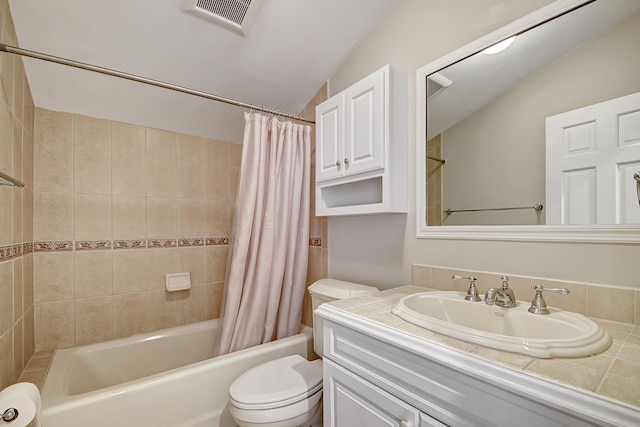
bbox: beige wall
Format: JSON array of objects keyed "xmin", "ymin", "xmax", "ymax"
[
  {"xmin": 32, "ymin": 109, "xmax": 238, "ymax": 351},
  {"xmin": 441, "ymin": 11, "xmax": 640, "ymax": 225},
  {"xmin": 326, "ymin": 0, "xmax": 640, "ymax": 291},
  {"xmin": 0, "ymin": 0, "xmax": 35, "ymax": 389}
]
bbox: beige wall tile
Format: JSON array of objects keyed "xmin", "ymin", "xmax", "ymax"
[
  {"xmin": 74, "ymin": 194, "xmax": 112, "ymax": 240},
  {"xmin": 0, "ymin": 189, "xmax": 11, "ymax": 246},
  {"xmin": 12, "ymin": 182, "xmax": 23, "ymax": 244},
  {"xmin": 35, "ymin": 109, "xmax": 72, "ymax": 152},
  {"xmin": 33, "ymin": 192, "xmax": 73, "ymax": 242},
  {"xmin": 0, "ymin": 331, "xmax": 12, "ymax": 388},
  {"xmin": 205, "ymin": 282, "xmax": 224, "ymax": 320},
  {"xmin": 177, "ymin": 199, "xmax": 205, "ymax": 238},
  {"xmin": 147, "ymin": 198, "xmax": 176, "ymax": 239},
  {"xmin": 205, "ymin": 246, "xmax": 228, "ymax": 283},
  {"xmin": 146, "ymin": 156, "xmax": 177, "ymax": 198},
  {"xmin": 177, "ymin": 247, "xmax": 205, "ymax": 286},
  {"xmin": 34, "ymin": 252, "xmax": 74, "ymax": 303},
  {"xmin": 146, "ymin": 128, "xmax": 176, "ymax": 158},
  {"xmin": 229, "ymin": 142, "xmax": 243, "ymax": 167},
  {"xmin": 34, "ymin": 136, "xmax": 73, "ymax": 194},
  {"xmin": 205, "ymin": 164, "xmax": 230, "ymax": 201},
  {"xmin": 177, "ymin": 134, "xmax": 204, "ymax": 163},
  {"xmin": 35, "ymin": 300, "xmax": 74, "ymax": 351},
  {"xmin": 113, "ymin": 195, "xmax": 146, "ymax": 239},
  {"xmin": 411, "ymin": 264, "xmax": 431, "ymax": 287},
  {"xmin": 112, "ymin": 151, "xmax": 145, "ymax": 196},
  {"xmin": 147, "ymin": 289, "xmax": 178, "ymax": 331},
  {"xmin": 307, "ymin": 247, "xmax": 322, "ymax": 285},
  {"xmin": 23, "ymin": 308, "xmax": 34, "ymax": 364},
  {"xmin": 13, "ymin": 258, "xmax": 23, "ymax": 322},
  {"xmin": 23, "ymin": 254, "xmax": 34, "ymax": 310},
  {"xmin": 205, "ymin": 138, "xmax": 229, "ymax": 166},
  {"xmin": 13, "ymin": 317, "xmax": 24, "ymax": 379},
  {"xmin": 430, "ymin": 266, "xmax": 462, "ymax": 292},
  {"xmin": 177, "ymin": 159, "xmax": 204, "ymax": 199},
  {"xmin": 0, "ymin": 262, "xmax": 12, "ymax": 336},
  {"xmin": 205, "ymin": 200, "xmax": 230, "ymax": 237},
  {"xmin": 177, "ymin": 285, "xmax": 206, "ymax": 325},
  {"xmin": 146, "ymin": 248, "xmax": 177, "ymax": 290},
  {"xmin": 74, "ymin": 147, "xmax": 111, "ymax": 194},
  {"xmin": 229, "ymin": 166, "xmax": 240, "ymax": 202},
  {"xmin": 113, "ymin": 292, "xmax": 148, "ymax": 338},
  {"xmin": 113, "ymin": 250, "xmax": 147, "ymax": 294},
  {"xmin": 587, "ymin": 285, "xmax": 635, "ymax": 324},
  {"xmin": 75, "ymin": 251, "xmax": 113, "ymax": 298},
  {"xmin": 0, "ymin": 104, "xmax": 12, "ymax": 173},
  {"xmin": 73, "ymin": 114, "xmax": 111, "ymax": 151},
  {"xmin": 23, "ymin": 189, "xmax": 33, "ymax": 242},
  {"xmin": 112, "ymin": 121, "xmax": 145, "ymax": 154},
  {"xmin": 75, "ymin": 296, "xmax": 113, "ymax": 346}
]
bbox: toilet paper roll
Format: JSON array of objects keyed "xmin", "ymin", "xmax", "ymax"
[{"xmin": 0, "ymin": 382, "xmax": 41, "ymax": 427}]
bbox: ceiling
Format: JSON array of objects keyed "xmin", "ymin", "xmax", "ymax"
[{"xmin": 7, "ymin": 0, "xmax": 395, "ymax": 142}]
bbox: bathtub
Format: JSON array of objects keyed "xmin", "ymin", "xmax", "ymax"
[{"xmin": 40, "ymin": 319, "xmax": 315, "ymax": 427}]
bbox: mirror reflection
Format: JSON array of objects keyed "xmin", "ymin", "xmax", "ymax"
[{"xmin": 426, "ymin": 0, "xmax": 640, "ymax": 226}]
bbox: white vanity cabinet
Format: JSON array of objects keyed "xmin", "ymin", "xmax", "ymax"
[
  {"xmin": 317, "ymin": 305, "xmax": 640, "ymax": 427},
  {"xmin": 315, "ymin": 64, "xmax": 407, "ymax": 216}
]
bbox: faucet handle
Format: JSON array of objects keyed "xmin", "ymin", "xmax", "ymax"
[
  {"xmin": 452, "ymin": 275, "xmax": 482, "ymax": 302},
  {"xmin": 528, "ymin": 284, "xmax": 570, "ymax": 315}
]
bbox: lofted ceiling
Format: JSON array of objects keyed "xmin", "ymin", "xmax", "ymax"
[{"xmin": 7, "ymin": 0, "xmax": 395, "ymax": 142}]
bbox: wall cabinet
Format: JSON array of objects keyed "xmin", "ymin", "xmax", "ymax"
[{"xmin": 315, "ymin": 64, "xmax": 407, "ymax": 216}]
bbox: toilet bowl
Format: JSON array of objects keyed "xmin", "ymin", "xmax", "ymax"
[{"xmin": 228, "ymin": 279, "xmax": 379, "ymax": 427}]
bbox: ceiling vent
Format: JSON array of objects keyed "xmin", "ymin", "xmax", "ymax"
[{"xmin": 182, "ymin": 0, "xmax": 262, "ymax": 36}]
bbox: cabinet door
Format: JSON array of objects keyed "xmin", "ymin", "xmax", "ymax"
[
  {"xmin": 316, "ymin": 94, "xmax": 345, "ymax": 182},
  {"xmin": 324, "ymin": 359, "xmax": 422, "ymax": 427},
  {"xmin": 344, "ymin": 67, "xmax": 385, "ymax": 176}
]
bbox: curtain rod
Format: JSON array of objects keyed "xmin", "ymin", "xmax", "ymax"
[
  {"xmin": 0, "ymin": 43, "xmax": 315, "ymax": 124},
  {"xmin": 0, "ymin": 170, "xmax": 24, "ymax": 187}
]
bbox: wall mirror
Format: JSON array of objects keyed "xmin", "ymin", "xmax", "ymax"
[{"xmin": 416, "ymin": 0, "xmax": 640, "ymax": 243}]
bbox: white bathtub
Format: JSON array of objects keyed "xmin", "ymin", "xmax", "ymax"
[{"xmin": 41, "ymin": 319, "xmax": 315, "ymax": 427}]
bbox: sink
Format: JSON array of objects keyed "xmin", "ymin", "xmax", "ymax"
[{"xmin": 391, "ymin": 291, "xmax": 611, "ymax": 358}]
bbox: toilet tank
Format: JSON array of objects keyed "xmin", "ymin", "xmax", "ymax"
[{"xmin": 308, "ymin": 278, "xmax": 379, "ymax": 357}]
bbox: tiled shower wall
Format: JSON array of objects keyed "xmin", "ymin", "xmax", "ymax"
[
  {"xmin": 0, "ymin": 0, "xmax": 36, "ymax": 389},
  {"xmin": 32, "ymin": 83, "xmax": 329, "ymax": 351},
  {"xmin": 32, "ymin": 109, "xmax": 239, "ymax": 351}
]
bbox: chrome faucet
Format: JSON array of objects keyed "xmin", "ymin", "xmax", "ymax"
[
  {"xmin": 528, "ymin": 284, "xmax": 570, "ymax": 315},
  {"xmin": 484, "ymin": 276, "xmax": 517, "ymax": 308},
  {"xmin": 452, "ymin": 275, "xmax": 482, "ymax": 302}
]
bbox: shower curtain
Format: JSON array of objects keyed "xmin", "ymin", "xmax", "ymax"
[{"xmin": 217, "ymin": 113, "xmax": 311, "ymax": 355}]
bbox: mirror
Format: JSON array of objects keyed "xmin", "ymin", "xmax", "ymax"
[{"xmin": 417, "ymin": 0, "xmax": 640, "ymax": 243}]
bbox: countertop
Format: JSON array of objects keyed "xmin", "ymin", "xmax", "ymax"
[{"xmin": 323, "ymin": 285, "xmax": 640, "ymax": 410}]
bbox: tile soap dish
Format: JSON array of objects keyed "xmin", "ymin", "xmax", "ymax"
[{"xmin": 166, "ymin": 272, "xmax": 191, "ymax": 292}]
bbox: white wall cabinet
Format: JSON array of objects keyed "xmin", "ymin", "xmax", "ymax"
[{"xmin": 315, "ymin": 64, "xmax": 407, "ymax": 216}]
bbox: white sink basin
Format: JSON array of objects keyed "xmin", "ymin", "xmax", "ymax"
[{"xmin": 391, "ymin": 291, "xmax": 611, "ymax": 358}]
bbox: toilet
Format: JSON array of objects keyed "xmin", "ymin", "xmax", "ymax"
[{"xmin": 229, "ymin": 278, "xmax": 379, "ymax": 427}]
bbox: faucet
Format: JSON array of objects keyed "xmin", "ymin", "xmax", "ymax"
[
  {"xmin": 484, "ymin": 276, "xmax": 517, "ymax": 308},
  {"xmin": 452, "ymin": 275, "xmax": 482, "ymax": 302},
  {"xmin": 528, "ymin": 284, "xmax": 570, "ymax": 315}
]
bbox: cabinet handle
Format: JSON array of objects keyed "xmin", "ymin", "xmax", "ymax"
[
  {"xmin": 344, "ymin": 158, "xmax": 350, "ymax": 165},
  {"xmin": 400, "ymin": 421, "xmax": 412, "ymax": 427},
  {"xmin": 335, "ymin": 160, "xmax": 341, "ymax": 168}
]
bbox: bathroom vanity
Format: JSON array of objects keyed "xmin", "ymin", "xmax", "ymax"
[{"xmin": 316, "ymin": 288, "xmax": 640, "ymax": 427}]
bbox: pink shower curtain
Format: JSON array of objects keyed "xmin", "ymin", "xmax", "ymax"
[{"xmin": 217, "ymin": 113, "xmax": 311, "ymax": 355}]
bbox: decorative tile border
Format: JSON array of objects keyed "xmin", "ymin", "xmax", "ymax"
[
  {"xmin": 34, "ymin": 241, "xmax": 73, "ymax": 252},
  {"xmin": 75, "ymin": 240, "xmax": 112, "ymax": 251},
  {"xmin": 113, "ymin": 240, "xmax": 146, "ymax": 250},
  {"xmin": 309, "ymin": 237, "xmax": 322, "ymax": 247},
  {"xmin": 2, "ymin": 235, "xmax": 321, "ymax": 261}
]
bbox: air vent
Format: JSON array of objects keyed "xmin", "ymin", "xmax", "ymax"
[{"xmin": 182, "ymin": 0, "xmax": 262, "ymax": 36}]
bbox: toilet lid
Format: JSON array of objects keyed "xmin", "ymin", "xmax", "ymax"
[{"xmin": 230, "ymin": 355, "xmax": 323, "ymax": 410}]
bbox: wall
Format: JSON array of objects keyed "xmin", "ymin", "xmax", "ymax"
[
  {"xmin": 0, "ymin": 0, "xmax": 35, "ymax": 389},
  {"xmin": 32, "ymin": 109, "xmax": 238, "ymax": 351},
  {"xmin": 441, "ymin": 11, "xmax": 640, "ymax": 225},
  {"xmin": 326, "ymin": 0, "xmax": 640, "ymax": 290}
]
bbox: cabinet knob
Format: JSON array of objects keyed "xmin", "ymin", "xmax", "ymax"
[
  {"xmin": 335, "ymin": 160, "xmax": 341, "ymax": 168},
  {"xmin": 400, "ymin": 421, "xmax": 412, "ymax": 427},
  {"xmin": 344, "ymin": 158, "xmax": 350, "ymax": 165}
]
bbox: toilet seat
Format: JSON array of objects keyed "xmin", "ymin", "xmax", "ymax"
[{"xmin": 230, "ymin": 355, "xmax": 323, "ymax": 410}]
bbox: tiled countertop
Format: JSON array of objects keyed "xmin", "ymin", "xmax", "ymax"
[{"xmin": 324, "ymin": 285, "xmax": 640, "ymax": 409}]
